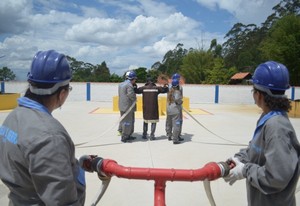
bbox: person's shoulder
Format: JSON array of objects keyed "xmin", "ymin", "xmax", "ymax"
[{"xmin": 265, "ymin": 113, "xmax": 290, "ymax": 129}]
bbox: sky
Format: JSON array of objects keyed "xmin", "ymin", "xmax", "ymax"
[{"xmin": 0, "ymin": 0, "xmax": 281, "ymax": 80}]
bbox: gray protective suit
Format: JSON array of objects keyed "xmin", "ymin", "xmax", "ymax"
[
  {"xmin": 0, "ymin": 97, "xmax": 85, "ymax": 205},
  {"xmin": 166, "ymin": 88, "xmax": 183, "ymax": 143},
  {"xmin": 118, "ymin": 80, "xmax": 136, "ymax": 140},
  {"xmin": 235, "ymin": 112, "xmax": 300, "ymax": 206}
]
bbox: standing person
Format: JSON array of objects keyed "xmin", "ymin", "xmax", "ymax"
[
  {"xmin": 0, "ymin": 50, "xmax": 86, "ymax": 205},
  {"xmin": 135, "ymin": 77, "xmax": 168, "ymax": 140},
  {"xmin": 166, "ymin": 78, "xmax": 183, "ymax": 144},
  {"xmin": 223, "ymin": 61, "xmax": 300, "ymax": 206},
  {"xmin": 117, "ymin": 71, "xmax": 130, "ymax": 136},
  {"xmin": 171, "ymin": 73, "xmax": 184, "ymax": 141},
  {"xmin": 118, "ymin": 70, "xmax": 137, "ymax": 143}
]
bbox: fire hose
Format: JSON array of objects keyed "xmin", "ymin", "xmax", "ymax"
[
  {"xmin": 80, "ymin": 157, "xmax": 232, "ymax": 206},
  {"xmin": 75, "ymin": 100, "xmax": 137, "ymax": 147},
  {"xmin": 182, "ymin": 107, "xmax": 246, "ymax": 146}
]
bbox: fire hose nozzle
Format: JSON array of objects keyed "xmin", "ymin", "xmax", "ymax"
[{"xmin": 217, "ymin": 162, "xmax": 231, "ymax": 177}]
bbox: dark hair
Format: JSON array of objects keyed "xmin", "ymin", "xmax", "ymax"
[
  {"xmin": 256, "ymin": 89, "xmax": 291, "ymax": 112},
  {"xmin": 167, "ymin": 88, "xmax": 175, "ymax": 105}
]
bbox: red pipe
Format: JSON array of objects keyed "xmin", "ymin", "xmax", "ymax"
[
  {"xmin": 101, "ymin": 159, "xmax": 222, "ymax": 181},
  {"xmin": 154, "ymin": 180, "xmax": 166, "ymax": 206},
  {"xmin": 100, "ymin": 159, "xmax": 223, "ymax": 206}
]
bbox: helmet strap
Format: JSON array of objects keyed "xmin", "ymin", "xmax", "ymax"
[
  {"xmin": 30, "ymin": 79, "xmax": 70, "ymax": 95},
  {"xmin": 254, "ymin": 84, "xmax": 287, "ymax": 98}
]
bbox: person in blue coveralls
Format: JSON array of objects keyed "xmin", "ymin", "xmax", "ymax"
[
  {"xmin": 0, "ymin": 50, "xmax": 86, "ymax": 205},
  {"xmin": 223, "ymin": 61, "xmax": 300, "ymax": 206}
]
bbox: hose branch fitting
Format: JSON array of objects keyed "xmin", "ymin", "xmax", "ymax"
[{"xmin": 217, "ymin": 162, "xmax": 231, "ymax": 177}]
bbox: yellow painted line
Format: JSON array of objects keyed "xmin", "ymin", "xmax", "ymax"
[{"xmin": 0, "ymin": 109, "xmax": 12, "ymax": 113}]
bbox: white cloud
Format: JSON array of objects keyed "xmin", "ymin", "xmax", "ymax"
[
  {"xmin": 0, "ymin": 0, "xmax": 32, "ymax": 33},
  {"xmin": 196, "ymin": 0, "xmax": 281, "ymax": 25},
  {"xmin": 65, "ymin": 12, "xmax": 198, "ymax": 47},
  {"xmin": 0, "ymin": 0, "xmax": 280, "ymax": 79}
]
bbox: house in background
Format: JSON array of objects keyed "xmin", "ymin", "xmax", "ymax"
[{"xmin": 229, "ymin": 72, "xmax": 252, "ymax": 85}]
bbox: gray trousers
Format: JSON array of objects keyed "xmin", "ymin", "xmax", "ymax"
[
  {"xmin": 120, "ymin": 110, "xmax": 135, "ymax": 139},
  {"xmin": 143, "ymin": 122, "xmax": 156, "ymax": 138},
  {"xmin": 165, "ymin": 113, "xmax": 181, "ymax": 142}
]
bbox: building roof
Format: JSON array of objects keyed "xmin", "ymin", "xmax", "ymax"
[{"xmin": 230, "ymin": 72, "xmax": 252, "ymax": 80}]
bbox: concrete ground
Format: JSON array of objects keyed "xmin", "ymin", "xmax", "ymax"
[{"xmin": 1, "ymin": 101, "xmax": 300, "ymax": 206}]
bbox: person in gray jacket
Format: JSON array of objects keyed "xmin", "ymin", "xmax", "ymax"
[
  {"xmin": 223, "ymin": 61, "xmax": 300, "ymax": 206},
  {"xmin": 171, "ymin": 73, "xmax": 184, "ymax": 141},
  {"xmin": 166, "ymin": 78, "xmax": 183, "ymax": 144},
  {"xmin": 0, "ymin": 50, "xmax": 85, "ymax": 205},
  {"xmin": 118, "ymin": 70, "xmax": 137, "ymax": 143}
]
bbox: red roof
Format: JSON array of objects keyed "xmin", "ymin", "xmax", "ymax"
[{"xmin": 231, "ymin": 72, "xmax": 251, "ymax": 80}]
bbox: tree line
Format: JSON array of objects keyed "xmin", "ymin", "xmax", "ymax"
[{"xmin": 1, "ymin": 0, "xmax": 299, "ymax": 85}]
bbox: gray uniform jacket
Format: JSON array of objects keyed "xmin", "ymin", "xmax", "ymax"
[
  {"xmin": 167, "ymin": 89, "xmax": 183, "ymax": 115},
  {"xmin": 118, "ymin": 80, "xmax": 136, "ymax": 112},
  {"xmin": 0, "ymin": 97, "xmax": 85, "ymax": 205},
  {"xmin": 235, "ymin": 112, "xmax": 300, "ymax": 206}
]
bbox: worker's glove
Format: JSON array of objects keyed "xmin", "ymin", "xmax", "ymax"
[
  {"xmin": 79, "ymin": 155, "xmax": 103, "ymax": 173},
  {"xmin": 223, "ymin": 157, "xmax": 245, "ymax": 185}
]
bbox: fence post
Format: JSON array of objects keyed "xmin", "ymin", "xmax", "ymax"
[
  {"xmin": 214, "ymin": 85, "xmax": 219, "ymax": 104},
  {"xmin": 86, "ymin": 82, "xmax": 91, "ymax": 101},
  {"xmin": 291, "ymin": 86, "xmax": 295, "ymax": 101},
  {"xmin": 0, "ymin": 81, "xmax": 4, "ymax": 93}
]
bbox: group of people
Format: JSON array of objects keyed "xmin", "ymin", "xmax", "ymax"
[
  {"xmin": 117, "ymin": 71, "xmax": 184, "ymax": 144},
  {"xmin": 0, "ymin": 49, "xmax": 299, "ymax": 206}
]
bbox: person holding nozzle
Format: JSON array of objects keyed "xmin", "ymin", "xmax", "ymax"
[
  {"xmin": 223, "ymin": 61, "xmax": 300, "ymax": 206},
  {"xmin": 166, "ymin": 78, "xmax": 183, "ymax": 144},
  {"xmin": 135, "ymin": 76, "xmax": 169, "ymax": 140},
  {"xmin": 0, "ymin": 50, "xmax": 86, "ymax": 205},
  {"xmin": 118, "ymin": 70, "xmax": 137, "ymax": 143}
]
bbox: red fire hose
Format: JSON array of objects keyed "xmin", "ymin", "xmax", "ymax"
[{"xmin": 91, "ymin": 159, "xmax": 229, "ymax": 206}]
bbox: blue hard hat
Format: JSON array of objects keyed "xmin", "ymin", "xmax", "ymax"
[
  {"xmin": 127, "ymin": 71, "xmax": 137, "ymax": 80},
  {"xmin": 172, "ymin": 73, "xmax": 180, "ymax": 80},
  {"xmin": 28, "ymin": 50, "xmax": 71, "ymax": 84},
  {"xmin": 171, "ymin": 78, "xmax": 179, "ymax": 87},
  {"xmin": 252, "ymin": 61, "xmax": 290, "ymax": 92}
]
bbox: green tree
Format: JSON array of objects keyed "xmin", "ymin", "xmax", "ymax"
[
  {"xmin": 110, "ymin": 73, "xmax": 123, "ymax": 82},
  {"xmin": 205, "ymin": 58, "xmax": 238, "ymax": 84},
  {"xmin": 260, "ymin": 14, "xmax": 300, "ymax": 85},
  {"xmin": 134, "ymin": 67, "xmax": 148, "ymax": 83},
  {"xmin": 222, "ymin": 23, "xmax": 263, "ymax": 70},
  {"xmin": 160, "ymin": 43, "xmax": 188, "ymax": 75},
  {"xmin": 93, "ymin": 61, "xmax": 111, "ymax": 82},
  {"xmin": 67, "ymin": 56, "xmax": 92, "ymax": 82},
  {"xmin": 222, "ymin": 0, "xmax": 300, "ymax": 74},
  {"xmin": 146, "ymin": 68, "xmax": 161, "ymax": 83},
  {"xmin": 180, "ymin": 50, "xmax": 214, "ymax": 84},
  {"xmin": 209, "ymin": 39, "xmax": 223, "ymax": 58},
  {"xmin": 0, "ymin": 67, "xmax": 16, "ymax": 81}
]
